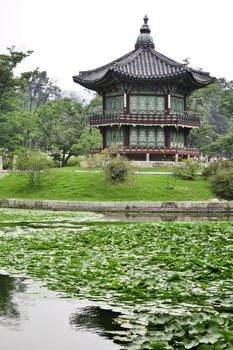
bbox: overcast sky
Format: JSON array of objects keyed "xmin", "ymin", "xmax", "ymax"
[{"xmin": 1, "ymin": 0, "xmax": 232, "ymax": 97}]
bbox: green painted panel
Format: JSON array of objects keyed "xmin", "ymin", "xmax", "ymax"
[
  {"xmin": 138, "ymin": 126, "xmax": 147, "ymax": 145},
  {"xmin": 170, "ymin": 97, "xmax": 184, "ymax": 114},
  {"xmin": 105, "ymin": 96, "xmax": 124, "ymax": 112},
  {"xmin": 170, "ymin": 129, "xmax": 185, "ymax": 147},
  {"xmin": 129, "ymin": 126, "xmax": 164, "ymax": 146},
  {"xmin": 129, "ymin": 127, "xmax": 138, "ymax": 146},
  {"xmin": 147, "ymin": 126, "xmax": 156, "ymax": 146},
  {"xmin": 157, "ymin": 127, "xmax": 165, "ymax": 146},
  {"xmin": 129, "ymin": 96, "xmax": 165, "ymax": 113},
  {"xmin": 130, "ymin": 96, "xmax": 138, "ymax": 113},
  {"xmin": 106, "ymin": 126, "xmax": 124, "ymax": 146}
]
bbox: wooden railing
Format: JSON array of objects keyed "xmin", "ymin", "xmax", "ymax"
[{"xmin": 89, "ymin": 111, "xmax": 200, "ymax": 127}]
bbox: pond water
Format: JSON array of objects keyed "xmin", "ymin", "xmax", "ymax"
[
  {"xmin": 0, "ymin": 208, "xmax": 232, "ymax": 349},
  {"xmin": 0, "ymin": 274, "xmax": 121, "ymax": 350},
  {"xmin": 102, "ymin": 211, "xmax": 233, "ymax": 222}
]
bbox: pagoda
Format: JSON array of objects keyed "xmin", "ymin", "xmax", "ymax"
[{"xmin": 73, "ymin": 16, "xmax": 215, "ymax": 162}]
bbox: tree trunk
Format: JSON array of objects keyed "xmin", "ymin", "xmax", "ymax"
[{"xmin": 61, "ymin": 151, "xmax": 72, "ymax": 167}]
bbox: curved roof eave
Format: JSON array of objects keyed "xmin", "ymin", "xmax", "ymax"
[{"xmin": 73, "ymin": 48, "xmax": 215, "ymax": 90}]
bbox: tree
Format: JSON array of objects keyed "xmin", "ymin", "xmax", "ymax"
[
  {"xmin": 218, "ymin": 79, "xmax": 233, "ymax": 120},
  {"xmin": 18, "ymin": 68, "xmax": 61, "ymax": 113},
  {"xmin": 0, "ymin": 47, "xmax": 32, "ymax": 112},
  {"xmin": 0, "ymin": 48, "xmax": 33, "ymax": 151},
  {"xmin": 86, "ymin": 94, "xmax": 102, "ymax": 112},
  {"xmin": 71, "ymin": 128, "xmax": 101, "ymax": 156},
  {"xmin": 36, "ymin": 97, "xmax": 88, "ymax": 166},
  {"xmin": 189, "ymin": 122, "xmax": 216, "ymax": 155}
]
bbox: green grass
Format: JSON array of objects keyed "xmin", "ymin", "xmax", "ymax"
[
  {"xmin": 53, "ymin": 166, "xmax": 176, "ymax": 172},
  {"xmin": 0, "ymin": 170, "xmax": 213, "ymax": 201}
]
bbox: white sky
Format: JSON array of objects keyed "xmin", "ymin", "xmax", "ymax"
[{"xmin": 1, "ymin": 0, "xmax": 233, "ymax": 96}]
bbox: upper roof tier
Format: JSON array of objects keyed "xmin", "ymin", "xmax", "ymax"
[{"xmin": 73, "ymin": 16, "xmax": 215, "ymax": 91}]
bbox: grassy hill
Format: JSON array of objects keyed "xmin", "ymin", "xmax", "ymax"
[{"xmin": 0, "ymin": 169, "xmax": 213, "ymax": 201}]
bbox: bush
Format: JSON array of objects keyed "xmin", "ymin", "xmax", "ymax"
[
  {"xmin": 88, "ymin": 146, "xmax": 124, "ymax": 168},
  {"xmin": 15, "ymin": 149, "xmax": 50, "ymax": 188},
  {"xmin": 202, "ymin": 160, "xmax": 233, "ymax": 177},
  {"xmin": 105, "ymin": 155, "xmax": 131, "ymax": 183},
  {"xmin": 67, "ymin": 156, "xmax": 80, "ymax": 167},
  {"xmin": 174, "ymin": 160, "xmax": 199, "ymax": 180},
  {"xmin": 210, "ymin": 169, "xmax": 233, "ymax": 199}
]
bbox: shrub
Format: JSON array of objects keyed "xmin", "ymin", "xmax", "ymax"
[
  {"xmin": 174, "ymin": 160, "xmax": 199, "ymax": 180},
  {"xmin": 210, "ymin": 169, "xmax": 233, "ymax": 199},
  {"xmin": 202, "ymin": 160, "xmax": 233, "ymax": 177},
  {"xmin": 105, "ymin": 155, "xmax": 131, "ymax": 183},
  {"xmin": 15, "ymin": 149, "xmax": 50, "ymax": 188},
  {"xmin": 67, "ymin": 156, "xmax": 80, "ymax": 167},
  {"xmin": 88, "ymin": 146, "xmax": 124, "ymax": 168}
]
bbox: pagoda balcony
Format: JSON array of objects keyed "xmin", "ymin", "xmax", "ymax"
[
  {"xmin": 91, "ymin": 146, "xmax": 200, "ymax": 157},
  {"xmin": 89, "ymin": 111, "xmax": 200, "ymax": 128}
]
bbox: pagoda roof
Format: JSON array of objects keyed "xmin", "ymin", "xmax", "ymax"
[{"xmin": 73, "ymin": 16, "xmax": 215, "ymax": 91}]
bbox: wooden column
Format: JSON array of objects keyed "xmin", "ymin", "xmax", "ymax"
[
  {"xmin": 184, "ymin": 95, "xmax": 187, "ymax": 112},
  {"xmin": 165, "ymin": 127, "xmax": 171, "ymax": 147},
  {"xmin": 124, "ymin": 93, "xmax": 130, "ymax": 114},
  {"xmin": 123, "ymin": 125, "xmax": 130, "ymax": 146},
  {"xmin": 102, "ymin": 94, "xmax": 106, "ymax": 112},
  {"xmin": 184, "ymin": 128, "xmax": 189, "ymax": 147},
  {"xmin": 100, "ymin": 127, "xmax": 106, "ymax": 149},
  {"xmin": 165, "ymin": 94, "xmax": 171, "ymax": 115}
]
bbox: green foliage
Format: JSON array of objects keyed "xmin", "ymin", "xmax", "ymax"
[
  {"xmin": 189, "ymin": 123, "xmax": 216, "ymax": 155},
  {"xmin": 105, "ymin": 155, "xmax": 131, "ymax": 182},
  {"xmin": 66, "ymin": 156, "xmax": 80, "ymax": 167},
  {"xmin": 15, "ymin": 149, "xmax": 50, "ymax": 188},
  {"xmin": 218, "ymin": 79, "xmax": 233, "ymax": 119},
  {"xmin": 210, "ymin": 123, "xmax": 233, "ymax": 159},
  {"xmin": 19, "ymin": 69, "xmax": 61, "ymax": 113},
  {"xmin": 0, "ymin": 213, "xmax": 232, "ymax": 349},
  {"xmin": 71, "ymin": 128, "xmax": 101, "ymax": 156},
  {"xmin": 210, "ymin": 169, "xmax": 233, "ymax": 199},
  {"xmin": 36, "ymin": 97, "xmax": 88, "ymax": 166},
  {"xmin": 88, "ymin": 147, "xmax": 131, "ymax": 182},
  {"xmin": 86, "ymin": 94, "xmax": 102, "ymax": 112},
  {"xmin": 174, "ymin": 160, "xmax": 199, "ymax": 180},
  {"xmin": 0, "ymin": 48, "xmax": 34, "ymax": 151},
  {"xmin": 202, "ymin": 160, "xmax": 233, "ymax": 177},
  {"xmin": 0, "ymin": 47, "xmax": 32, "ymax": 112},
  {"xmin": 202, "ymin": 160, "xmax": 233, "ymax": 199}
]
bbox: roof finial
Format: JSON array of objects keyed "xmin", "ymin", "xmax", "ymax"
[
  {"xmin": 144, "ymin": 14, "xmax": 148, "ymax": 25},
  {"xmin": 135, "ymin": 15, "xmax": 155, "ymax": 49}
]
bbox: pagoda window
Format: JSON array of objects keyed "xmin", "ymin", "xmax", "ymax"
[
  {"xmin": 106, "ymin": 126, "xmax": 124, "ymax": 146},
  {"xmin": 105, "ymin": 96, "xmax": 124, "ymax": 112},
  {"xmin": 170, "ymin": 97, "xmax": 184, "ymax": 114},
  {"xmin": 129, "ymin": 126, "xmax": 165, "ymax": 146},
  {"xmin": 170, "ymin": 129, "xmax": 185, "ymax": 147},
  {"xmin": 129, "ymin": 95, "xmax": 165, "ymax": 113}
]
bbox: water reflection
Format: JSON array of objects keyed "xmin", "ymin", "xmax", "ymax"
[
  {"xmin": 0, "ymin": 274, "xmax": 121, "ymax": 350},
  {"xmin": 102, "ymin": 211, "xmax": 233, "ymax": 222},
  {"xmin": 70, "ymin": 306, "xmax": 123, "ymax": 338},
  {"xmin": 0, "ymin": 274, "xmax": 26, "ymax": 321}
]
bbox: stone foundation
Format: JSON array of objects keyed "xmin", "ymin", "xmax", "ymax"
[{"xmin": 0, "ymin": 199, "xmax": 232, "ymax": 213}]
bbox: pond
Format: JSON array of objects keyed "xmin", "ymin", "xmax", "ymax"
[
  {"xmin": 0, "ymin": 274, "xmax": 121, "ymax": 350},
  {"xmin": 0, "ymin": 208, "xmax": 232, "ymax": 349}
]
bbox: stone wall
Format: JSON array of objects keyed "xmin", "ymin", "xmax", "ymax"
[{"xmin": 0, "ymin": 199, "xmax": 232, "ymax": 213}]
